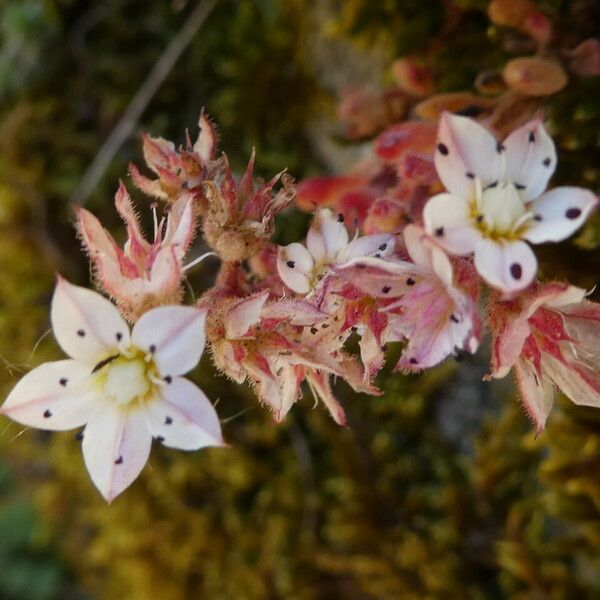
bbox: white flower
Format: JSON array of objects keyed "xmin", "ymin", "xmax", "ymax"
[
  {"xmin": 1, "ymin": 278, "xmax": 223, "ymax": 502},
  {"xmin": 423, "ymin": 113, "xmax": 598, "ymax": 293},
  {"xmin": 277, "ymin": 208, "xmax": 395, "ymax": 294}
]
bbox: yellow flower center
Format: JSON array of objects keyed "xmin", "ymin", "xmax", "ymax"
[{"xmin": 472, "ymin": 181, "xmax": 533, "ymax": 240}]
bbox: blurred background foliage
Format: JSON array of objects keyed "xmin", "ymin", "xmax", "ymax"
[{"xmin": 1, "ymin": 0, "xmax": 600, "ymax": 598}]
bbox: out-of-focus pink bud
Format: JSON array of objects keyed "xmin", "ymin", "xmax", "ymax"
[
  {"xmin": 488, "ymin": 0, "xmax": 552, "ymax": 46},
  {"xmin": 522, "ymin": 11, "xmax": 552, "ymax": 46},
  {"xmin": 374, "ymin": 121, "xmax": 437, "ymax": 162},
  {"xmin": 568, "ymin": 39, "xmax": 600, "ymax": 77},
  {"xmin": 296, "ymin": 175, "xmax": 370, "ymax": 212},
  {"xmin": 488, "ymin": 0, "xmax": 534, "ymax": 28},
  {"xmin": 363, "ymin": 197, "xmax": 407, "ymax": 234},
  {"xmin": 391, "ymin": 58, "xmax": 434, "ymax": 97},
  {"xmin": 338, "ymin": 86, "xmax": 407, "ymax": 139},
  {"xmin": 414, "ymin": 92, "xmax": 497, "ymax": 121},
  {"xmin": 503, "ymin": 57, "xmax": 567, "ymax": 96}
]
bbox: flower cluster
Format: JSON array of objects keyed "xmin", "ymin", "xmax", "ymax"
[{"xmin": 2, "ymin": 108, "xmax": 599, "ymax": 501}]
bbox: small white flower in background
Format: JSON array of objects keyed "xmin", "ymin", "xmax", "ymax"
[
  {"xmin": 1, "ymin": 278, "xmax": 223, "ymax": 502},
  {"xmin": 423, "ymin": 112, "xmax": 598, "ymax": 293},
  {"xmin": 277, "ymin": 208, "xmax": 395, "ymax": 294}
]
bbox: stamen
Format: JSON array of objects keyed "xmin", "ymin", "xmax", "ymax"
[{"xmin": 182, "ymin": 251, "xmax": 219, "ymax": 272}]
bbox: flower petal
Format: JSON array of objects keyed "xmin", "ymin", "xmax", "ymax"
[
  {"xmin": 225, "ymin": 292, "xmax": 269, "ymax": 339},
  {"xmin": 543, "ymin": 354, "xmax": 600, "ymax": 408},
  {"xmin": 51, "ymin": 278, "xmax": 130, "ymax": 364},
  {"xmin": 261, "ymin": 300, "xmax": 327, "ymax": 325},
  {"xmin": 305, "ymin": 370, "xmax": 347, "ymax": 426},
  {"xmin": 423, "ymin": 193, "xmax": 481, "ymax": 255},
  {"xmin": 82, "ymin": 404, "xmax": 152, "ymax": 502},
  {"xmin": 524, "ymin": 187, "xmax": 598, "ymax": 244},
  {"xmin": 1, "ymin": 360, "xmax": 96, "ymax": 430},
  {"xmin": 502, "ymin": 118, "xmax": 556, "ymax": 200},
  {"xmin": 474, "ymin": 238, "xmax": 537, "ymax": 292},
  {"xmin": 146, "ymin": 377, "xmax": 223, "ymax": 450},
  {"xmin": 131, "ymin": 305, "xmax": 207, "ymax": 377},
  {"xmin": 515, "ymin": 358, "xmax": 554, "ymax": 433},
  {"xmin": 403, "ymin": 224, "xmax": 453, "ymax": 287},
  {"xmin": 277, "ymin": 243, "xmax": 314, "ymax": 294},
  {"xmin": 434, "ymin": 112, "xmax": 503, "ymax": 197},
  {"xmin": 307, "ymin": 209, "xmax": 349, "ymax": 262},
  {"xmin": 340, "ymin": 233, "xmax": 395, "ymax": 262},
  {"xmin": 193, "ymin": 111, "xmax": 217, "ymax": 162}
]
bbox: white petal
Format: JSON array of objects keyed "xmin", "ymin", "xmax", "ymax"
[
  {"xmin": 524, "ymin": 187, "xmax": 598, "ymax": 244},
  {"xmin": 474, "ymin": 238, "xmax": 537, "ymax": 292},
  {"xmin": 145, "ymin": 377, "xmax": 223, "ymax": 450},
  {"xmin": 502, "ymin": 118, "xmax": 557, "ymax": 200},
  {"xmin": 131, "ymin": 305, "xmax": 207, "ymax": 377},
  {"xmin": 340, "ymin": 233, "xmax": 395, "ymax": 262},
  {"xmin": 308, "ymin": 209, "xmax": 349, "ymax": 262},
  {"xmin": 82, "ymin": 404, "xmax": 152, "ymax": 502},
  {"xmin": 225, "ymin": 292, "xmax": 269, "ymax": 339},
  {"xmin": 515, "ymin": 359, "xmax": 554, "ymax": 433},
  {"xmin": 403, "ymin": 225, "xmax": 453, "ymax": 287},
  {"xmin": 434, "ymin": 112, "xmax": 503, "ymax": 197},
  {"xmin": 277, "ymin": 243, "xmax": 314, "ymax": 294},
  {"xmin": 423, "ymin": 193, "xmax": 481, "ymax": 255},
  {"xmin": 1, "ymin": 360, "xmax": 96, "ymax": 430},
  {"xmin": 51, "ymin": 278, "xmax": 130, "ymax": 364}
]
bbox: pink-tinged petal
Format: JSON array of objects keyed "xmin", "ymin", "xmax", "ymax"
[
  {"xmin": 403, "ymin": 224, "xmax": 453, "ymax": 287},
  {"xmin": 275, "ymin": 365, "xmax": 303, "ymax": 422},
  {"xmin": 473, "ymin": 239, "xmax": 537, "ymax": 292},
  {"xmin": 434, "ymin": 112, "xmax": 503, "ymax": 197},
  {"xmin": 277, "ymin": 243, "xmax": 314, "ymax": 294},
  {"xmin": 166, "ymin": 196, "xmax": 196, "ymax": 256},
  {"xmin": 261, "ymin": 300, "xmax": 326, "ymax": 325},
  {"xmin": 225, "ymin": 292, "xmax": 269, "ymax": 339},
  {"xmin": 244, "ymin": 358, "xmax": 282, "ymax": 415},
  {"xmin": 305, "ymin": 370, "xmax": 347, "ymax": 426},
  {"xmin": 543, "ymin": 354, "xmax": 600, "ymax": 408},
  {"xmin": 1, "ymin": 360, "xmax": 96, "ymax": 430},
  {"xmin": 114, "ymin": 182, "xmax": 149, "ymax": 258},
  {"xmin": 502, "ymin": 118, "xmax": 556, "ymax": 200},
  {"xmin": 193, "ymin": 111, "xmax": 217, "ymax": 162},
  {"xmin": 515, "ymin": 358, "xmax": 554, "ymax": 433},
  {"xmin": 335, "ymin": 259, "xmax": 421, "ymax": 298},
  {"xmin": 146, "ymin": 377, "xmax": 223, "ymax": 450},
  {"xmin": 129, "ymin": 163, "xmax": 168, "ymax": 200},
  {"xmin": 296, "ymin": 175, "xmax": 369, "ymax": 212},
  {"xmin": 142, "ymin": 134, "xmax": 177, "ymax": 174},
  {"xmin": 392, "ymin": 282, "xmax": 477, "ymax": 370},
  {"xmin": 82, "ymin": 404, "xmax": 152, "ymax": 502},
  {"xmin": 544, "ymin": 285, "xmax": 586, "ymax": 309},
  {"xmin": 76, "ymin": 206, "xmax": 140, "ymax": 293},
  {"xmin": 524, "ymin": 187, "xmax": 598, "ymax": 244},
  {"xmin": 51, "ymin": 278, "xmax": 130, "ymax": 364},
  {"xmin": 146, "ymin": 246, "xmax": 182, "ymax": 300},
  {"xmin": 423, "ymin": 193, "xmax": 481, "ymax": 255},
  {"xmin": 359, "ymin": 328, "xmax": 385, "ymax": 382},
  {"xmin": 131, "ymin": 305, "xmax": 207, "ymax": 377},
  {"xmin": 308, "ymin": 209, "xmax": 349, "ymax": 262},
  {"xmin": 340, "ymin": 233, "xmax": 395, "ymax": 262}
]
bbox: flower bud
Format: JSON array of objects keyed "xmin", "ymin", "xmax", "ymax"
[
  {"xmin": 391, "ymin": 58, "xmax": 434, "ymax": 97},
  {"xmin": 568, "ymin": 38, "xmax": 600, "ymax": 77},
  {"xmin": 502, "ymin": 57, "xmax": 567, "ymax": 96}
]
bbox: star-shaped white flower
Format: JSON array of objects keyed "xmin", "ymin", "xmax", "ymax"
[
  {"xmin": 1, "ymin": 278, "xmax": 223, "ymax": 502},
  {"xmin": 423, "ymin": 112, "xmax": 598, "ymax": 293},
  {"xmin": 277, "ymin": 208, "xmax": 395, "ymax": 294}
]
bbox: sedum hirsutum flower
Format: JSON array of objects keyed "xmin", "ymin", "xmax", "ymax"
[
  {"xmin": 423, "ymin": 112, "xmax": 598, "ymax": 293},
  {"xmin": 489, "ymin": 282, "xmax": 600, "ymax": 432},
  {"xmin": 277, "ymin": 208, "xmax": 395, "ymax": 294},
  {"xmin": 1, "ymin": 278, "xmax": 223, "ymax": 502}
]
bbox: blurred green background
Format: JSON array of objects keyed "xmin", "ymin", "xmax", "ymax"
[{"xmin": 1, "ymin": 0, "xmax": 600, "ymax": 598}]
